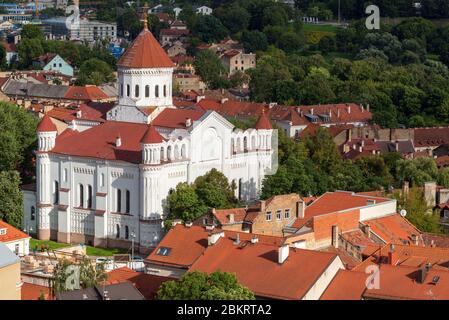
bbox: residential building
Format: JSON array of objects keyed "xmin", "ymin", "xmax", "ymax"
[
  {"xmin": 43, "ymin": 17, "xmax": 117, "ymax": 42},
  {"xmin": 22, "ymin": 25, "xmax": 275, "ymax": 253},
  {"xmin": 34, "ymin": 53, "xmax": 74, "ymax": 77},
  {"xmin": 146, "ymin": 224, "xmax": 345, "ymax": 299},
  {"xmin": 3, "ymin": 42, "xmax": 18, "ymax": 65},
  {"xmin": 414, "ymin": 127, "xmax": 449, "ymax": 152},
  {"xmin": 196, "ymin": 6, "xmax": 213, "ymax": 15},
  {"xmin": 105, "ymin": 266, "xmax": 174, "ymax": 299},
  {"xmin": 56, "ymin": 282, "xmax": 145, "ymax": 300},
  {"xmin": 164, "ymin": 40, "xmax": 186, "ymax": 57},
  {"xmin": 195, "ymin": 194, "xmax": 304, "ymax": 237},
  {"xmin": 0, "ymin": 13, "xmax": 32, "ymax": 23},
  {"xmin": 0, "ymin": 243, "xmax": 21, "ymax": 300},
  {"xmin": 173, "ymin": 74, "xmax": 205, "ymax": 93},
  {"xmin": 160, "ymin": 28, "xmax": 189, "ymax": 46},
  {"xmin": 220, "ymin": 50, "xmax": 256, "ymax": 75},
  {"xmin": 0, "ymin": 220, "xmax": 30, "ymax": 256}
]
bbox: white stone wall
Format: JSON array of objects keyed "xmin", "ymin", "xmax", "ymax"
[{"xmin": 359, "ymin": 200, "xmax": 397, "ymax": 221}]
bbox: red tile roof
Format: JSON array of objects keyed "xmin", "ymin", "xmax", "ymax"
[
  {"xmin": 105, "ymin": 267, "xmax": 174, "ymax": 299},
  {"xmin": 46, "ymin": 103, "xmax": 114, "ymax": 123},
  {"xmin": 64, "ymin": 86, "xmax": 109, "ymax": 101},
  {"xmin": 21, "ymin": 283, "xmax": 53, "ymax": 300},
  {"xmin": 189, "ymin": 235, "xmax": 339, "ymax": 300},
  {"xmin": 37, "ymin": 115, "xmax": 57, "ymax": 132},
  {"xmin": 151, "ymin": 108, "xmax": 205, "ymax": 128},
  {"xmin": 320, "ymin": 269, "xmax": 367, "ymax": 300},
  {"xmin": 0, "ymin": 220, "xmax": 30, "ymax": 243},
  {"xmin": 118, "ymin": 27, "xmax": 174, "ymax": 69},
  {"xmin": 414, "ymin": 127, "xmax": 449, "ymax": 148},
  {"xmin": 3, "ymin": 42, "xmax": 16, "ymax": 52},
  {"xmin": 51, "ymin": 121, "xmax": 149, "ymax": 163},
  {"xmin": 362, "ymin": 214, "xmax": 423, "ymax": 246},
  {"xmin": 254, "ymin": 111, "xmax": 272, "ymax": 130},
  {"xmin": 160, "ymin": 28, "xmax": 190, "ymax": 37},
  {"xmin": 213, "ymin": 208, "xmax": 248, "ymax": 225},
  {"xmin": 145, "ymin": 225, "xmax": 209, "ymax": 269},
  {"xmin": 364, "ymin": 264, "xmax": 449, "ymax": 300},
  {"xmin": 292, "ymin": 191, "xmax": 391, "ymax": 228},
  {"xmin": 141, "ymin": 125, "xmax": 164, "ymax": 144}
]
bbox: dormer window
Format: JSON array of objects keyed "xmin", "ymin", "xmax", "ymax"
[{"xmin": 0, "ymin": 228, "xmax": 6, "ymax": 235}]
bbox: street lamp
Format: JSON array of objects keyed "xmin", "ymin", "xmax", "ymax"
[{"xmin": 130, "ymin": 231, "xmax": 136, "ymax": 269}]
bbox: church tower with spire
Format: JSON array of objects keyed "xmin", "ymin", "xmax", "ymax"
[{"xmin": 108, "ymin": 13, "xmax": 175, "ymax": 123}]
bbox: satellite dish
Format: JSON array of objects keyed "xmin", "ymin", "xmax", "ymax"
[{"xmin": 400, "ymin": 209, "xmax": 407, "ymax": 217}]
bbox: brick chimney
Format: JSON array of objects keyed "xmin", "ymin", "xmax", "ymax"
[
  {"xmin": 228, "ymin": 213, "xmax": 234, "ymax": 223},
  {"xmin": 115, "ymin": 136, "xmax": 122, "ymax": 147},
  {"xmin": 411, "ymin": 234, "xmax": 419, "ymax": 246},
  {"xmin": 278, "ymin": 244, "xmax": 289, "ymax": 264},
  {"xmin": 332, "ymin": 225, "xmax": 339, "ymax": 248},
  {"xmin": 388, "ymin": 244, "xmax": 398, "ymax": 265}
]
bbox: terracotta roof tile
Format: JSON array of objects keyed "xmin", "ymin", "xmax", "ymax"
[
  {"xmin": 320, "ymin": 269, "xmax": 367, "ymax": 300},
  {"xmin": 118, "ymin": 28, "xmax": 174, "ymax": 69},
  {"xmin": 151, "ymin": 108, "xmax": 205, "ymax": 128},
  {"xmin": 0, "ymin": 220, "xmax": 30, "ymax": 243},
  {"xmin": 37, "ymin": 115, "xmax": 57, "ymax": 132},
  {"xmin": 21, "ymin": 283, "xmax": 52, "ymax": 300},
  {"xmin": 141, "ymin": 125, "xmax": 164, "ymax": 144},
  {"xmin": 254, "ymin": 111, "xmax": 272, "ymax": 130}
]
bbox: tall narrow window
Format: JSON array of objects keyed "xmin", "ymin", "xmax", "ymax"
[
  {"xmin": 100, "ymin": 173, "xmax": 104, "ymax": 187},
  {"xmin": 63, "ymin": 168, "xmax": 68, "ymax": 182},
  {"xmin": 163, "ymin": 85, "xmax": 167, "ymax": 97},
  {"xmin": 116, "ymin": 224, "xmax": 120, "ymax": 238},
  {"xmin": 117, "ymin": 189, "xmax": 122, "ymax": 212},
  {"xmin": 145, "ymin": 85, "xmax": 150, "ymax": 97},
  {"xmin": 126, "ymin": 84, "xmax": 130, "ymax": 97},
  {"xmin": 126, "ymin": 190, "xmax": 130, "ymax": 213},
  {"xmin": 120, "ymin": 84, "xmax": 123, "ymax": 97},
  {"xmin": 135, "ymin": 85, "xmax": 139, "ymax": 98},
  {"xmin": 125, "ymin": 226, "xmax": 129, "ymax": 239},
  {"xmin": 87, "ymin": 185, "xmax": 93, "ymax": 209},
  {"xmin": 79, "ymin": 184, "xmax": 84, "ymax": 207},
  {"xmin": 155, "ymin": 85, "xmax": 159, "ymax": 98},
  {"xmin": 238, "ymin": 179, "xmax": 243, "ymax": 201},
  {"xmin": 53, "ymin": 181, "xmax": 59, "ymax": 204},
  {"xmin": 31, "ymin": 206, "xmax": 35, "ymax": 221}
]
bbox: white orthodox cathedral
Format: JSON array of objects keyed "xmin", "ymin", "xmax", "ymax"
[{"xmin": 22, "ymin": 25, "xmax": 276, "ymax": 251}]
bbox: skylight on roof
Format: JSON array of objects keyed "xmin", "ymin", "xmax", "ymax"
[{"xmin": 156, "ymin": 247, "xmax": 171, "ymax": 256}]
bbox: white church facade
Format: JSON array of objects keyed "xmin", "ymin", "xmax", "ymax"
[{"xmin": 22, "ymin": 24, "xmax": 276, "ymax": 252}]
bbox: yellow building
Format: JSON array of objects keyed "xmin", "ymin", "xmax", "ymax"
[{"xmin": 0, "ymin": 243, "xmax": 21, "ymax": 300}]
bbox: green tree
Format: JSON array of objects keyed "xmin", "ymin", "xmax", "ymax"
[
  {"xmin": 17, "ymin": 38, "xmax": 44, "ymax": 68},
  {"xmin": 194, "ymin": 50, "xmax": 229, "ymax": 89},
  {"xmin": 216, "ymin": 5, "xmax": 250, "ymax": 35},
  {"xmin": 438, "ymin": 168, "xmax": 449, "ymax": 188},
  {"xmin": 394, "ymin": 187, "xmax": 441, "ymax": 233},
  {"xmin": 167, "ymin": 182, "xmax": 206, "ymax": 222},
  {"xmin": 156, "ymin": 271, "xmax": 255, "ymax": 300},
  {"xmin": 0, "ymin": 171, "xmax": 23, "ymax": 228},
  {"xmin": 76, "ymin": 58, "xmax": 115, "ymax": 85},
  {"xmin": 21, "ymin": 24, "xmax": 45, "ymax": 41},
  {"xmin": 242, "ymin": 30, "xmax": 268, "ymax": 53},
  {"xmin": 193, "ymin": 15, "xmax": 228, "ymax": 43},
  {"xmin": 194, "ymin": 169, "xmax": 237, "ymax": 209}
]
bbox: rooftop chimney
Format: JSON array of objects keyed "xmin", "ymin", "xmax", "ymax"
[
  {"xmin": 297, "ymin": 200, "xmax": 305, "ymax": 219},
  {"xmin": 411, "ymin": 234, "xmax": 419, "ymax": 246},
  {"xmin": 278, "ymin": 244, "xmax": 289, "ymax": 264},
  {"xmin": 185, "ymin": 118, "xmax": 192, "ymax": 127},
  {"xmin": 228, "ymin": 213, "xmax": 234, "ymax": 223},
  {"xmin": 332, "ymin": 225, "xmax": 339, "ymax": 248},
  {"xmin": 251, "ymin": 235, "xmax": 259, "ymax": 244},
  {"xmin": 417, "ymin": 263, "xmax": 431, "ymax": 284},
  {"xmin": 347, "ymin": 105, "xmax": 351, "ymax": 114},
  {"xmin": 208, "ymin": 231, "xmax": 224, "ymax": 246},
  {"xmin": 76, "ymin": 110, "xmax": 82, "ymax": 118},
  {"xmin": 395, "ymin": 141, "xmax": 399, "ymax": 152},
  {"xmin": 388, "ymin": 244, "xmax": 398, "ymax": 265},
  {"xmin": 233, "ymin": 233, "xmax": 240, "ymax": 245},
  {"xmin": 367, "ymin": 104, "xmax": 370, "ymax": 112},
  {"xmin": 310, "ymin": 108, "xmax": 314, "ymax": 115},
  {"xmin": 363, "ymin": 224, "xmax": 371, "ymax": 238},
  {"xmin": 221, "ymin": 98, "xmax": 228, "ymax": 104},
  {"xmin": 115, "ymin": 136, "xmax": 122, "ymax": 147}
]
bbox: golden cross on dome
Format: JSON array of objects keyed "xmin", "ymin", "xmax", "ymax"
[{"xmin": 141, "ymin": 3, "xmax": 149, "ymax": 29}]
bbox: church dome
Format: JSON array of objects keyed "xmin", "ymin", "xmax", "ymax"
[
  {"xmin": 37, "ymin": 115, "xmax": 57, "ymax": 132},
  {"xmin": 118, "ymin": 26, "xmax": 174, "ymax": 69}
]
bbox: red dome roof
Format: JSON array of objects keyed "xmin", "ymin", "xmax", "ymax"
[
  {"xmin": 141, "ymin": 125, "xmax": 164, "ymax": 144},
  {"xmin": 37, "ymin": 115, "xmax": 57, "ymax": 132},
  {"xmin": 118, "ymin": 27, "xmax": 174, "ymax": 69},
  {"xmin": 254, "ymin": 110, "xmax": 272, "ymax": 130}
]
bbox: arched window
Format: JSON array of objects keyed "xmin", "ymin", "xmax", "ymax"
[
  {"xmin": 163, "ymin": 85, "xmax": 167, "ymax": 97},
  {"xmin": 145, "ymin": 85, "xmax": 150, "ymax": 98},
  {"xmin": 167, "ymin": 146, "xmax": 172, "ymax": 161},
  {"xmin": 160, "ymin": 147, "xmax": 165, "ymax": 161},
  {"xmin": 231, "ymin": 138, "xmax": 235, "ymax": 155},
  {"xmin": 53, "ymin": 181, "xmax": 59, "ymax": 204},
  {"xmin": 100, "ymin": 173, "xmax": 105, "ymax": 187},
  {"xmin": 155, "ymin": 85, "xmax": 159, "ymax": 98},
  {"xmin": 243, "ymin": 137, "xmax": 248, "ymax": 153},
  {"xmin": 125, "ymin": 190, "xmax": 130, "ymax": 213},
  {"xmin": 79, "ymin": 184, "xmax": 84, "ymax": 207},
  {"xmin": 116, "ymin": 224, "xmax": 120, "ymax": 238},
  {"xmin": 125, "ymin": 226, "xmax": 129, "ymax": 240},
  {"xmin": 87, "ymin": 185, "xmax": 93, "ymax": 209},
  {"xmin": 117, "ymin": 189, "xmax": 121, "ymax": 212},
  {"xmin": 238, "ymin": 178, "xmax": 243, "ymax": 201},
  {"xmin": 126, "ymin": 84, "xmax": 130, "ymax": 97},
  {"xmin": 181, "ymin": 144, "xmax": 186, "ymax": 158},
  {"xmin": 120, "ymin": 84, "xmax": 123, "ymax": 97},
  {"xmin": 135, "ymin": 84, "xmax": 139, "ymax": 98},
  {"xmin": 174, "ymin": 145, "xmax": 179, "ymax": 159},
  {"xmin": 31, "ymin": 206, "xmax": 35, "ymax": 221}
]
